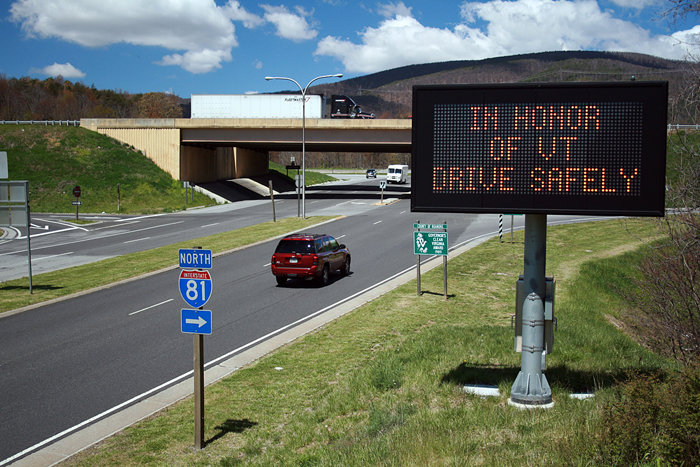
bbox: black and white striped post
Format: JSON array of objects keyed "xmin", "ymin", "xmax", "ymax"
[{"xmin": 498, "ymin": 214, "xmax": 504, "ymax": 243}]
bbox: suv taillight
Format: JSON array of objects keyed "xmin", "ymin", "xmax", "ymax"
[
  {"xmin": 271, "ymin": 254, "xmax": 276, "ymax": 263},
  {"xmin": 312, "ymin": 255, "xmax": 319, "ymax": 265}
]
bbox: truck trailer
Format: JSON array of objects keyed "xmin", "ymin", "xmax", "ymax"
[{"xmin": 191, "ymin": 94, "xmax": 326, "ymax": 119}]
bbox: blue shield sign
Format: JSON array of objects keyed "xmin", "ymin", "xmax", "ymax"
[
  {"xmin": 179, "ymin": 269, "xmax": 213, "ymax": 308},
  {"xmin": 178, "ymin": 249, "xmax": 212, "ymax": 269},
  {"xmin": 181, "ymin": 309, "xmax": 212, "ymax": 335}
]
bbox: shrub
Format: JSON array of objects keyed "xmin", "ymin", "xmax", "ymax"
[{"xmin": 598, "ymin": 365, "xmax": 700, "ymax": 466}]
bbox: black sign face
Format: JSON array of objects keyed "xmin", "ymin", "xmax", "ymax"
[{"xmin": 411, "ymin": 82, "xmax": 668, "ymax": 216}]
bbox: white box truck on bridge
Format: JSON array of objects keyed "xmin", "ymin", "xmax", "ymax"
[{"xmin": 191, "ymin": 94, "xmax": 326, "ymax": 119}]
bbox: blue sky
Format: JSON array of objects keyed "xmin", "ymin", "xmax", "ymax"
[{"xmin": 1, "ymin": 0, "xmax": 698, "ymax": 97}]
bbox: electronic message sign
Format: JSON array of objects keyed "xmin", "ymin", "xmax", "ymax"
[{"xmin": 411, "ymin": 82, "xmax": 668, "ymax": 216}]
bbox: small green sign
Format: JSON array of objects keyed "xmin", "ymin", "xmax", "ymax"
[
  {"xmin": 414, "ymin": 223, "xmax": 447, "ymax": 230},
  {"xmin": 414, "ymin": 231, "xmax": 448, "ymax": 256}
]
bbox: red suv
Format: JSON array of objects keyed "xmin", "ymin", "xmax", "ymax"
[{"xmin": 271, "ymin": 233, "xmax": 351, "ymax": 286}]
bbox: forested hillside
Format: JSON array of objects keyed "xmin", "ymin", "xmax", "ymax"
[{"xmin": 1, "ymin": 51, "xmax": 696, "ymax": 122}]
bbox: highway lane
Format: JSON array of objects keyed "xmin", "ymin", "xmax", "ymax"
[{"xmin": 0, "ymin": 175, "xmax": 408, "ymax": 282}]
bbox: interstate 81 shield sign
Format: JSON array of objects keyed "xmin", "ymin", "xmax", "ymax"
[{"xmin": 178, "ymin": 269, "xmax": 213, "ymax": 308}]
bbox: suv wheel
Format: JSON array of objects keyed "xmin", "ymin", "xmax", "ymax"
[
  {"xmin": 276, "ymin": 276, "xmax": 287, "ymax": 286},
  {"xmin": 318, "ymin": 265, "xmax": 330, "ymax": 286},
  {"xmin": 342, "ymin": 256, "xmax": 351, "ymax": 276}
]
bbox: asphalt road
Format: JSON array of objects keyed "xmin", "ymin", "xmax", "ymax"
[
  {"xmin": 0, "ymin": 175, "xmax": 410, "ymax": 282},
  {"xmin": 0, "ymin": 176, "xmax": 597, "ymax": 464}
]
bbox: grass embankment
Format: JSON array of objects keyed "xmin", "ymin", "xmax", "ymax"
[
  {"xmin": 0, "ymin": 125, "xmax": 215, "ymax": 213},
  {"xmin": 0, "ymin": 216, "xmax": 335, "ymax": 313},
  {"xmin": 62, "ymin": 218, "xmax": 678, "ymax": 466}
]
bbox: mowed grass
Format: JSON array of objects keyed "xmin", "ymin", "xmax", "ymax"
[
  {"xmin": 0, "ymin": 216, "xmax": 336, "ymax": 313},
  {"xmin": 61, "ymin": 218, "xmax": 675, "ymax": 467}
]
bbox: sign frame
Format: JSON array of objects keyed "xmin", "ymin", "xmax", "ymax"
[
  {"xmin": 413, "ymin": 231, "xmax": 448, "ymax": 256},
  {"xmin": 181, "ymin": 309, "xmax": 212, "ymax": 335},
  {"xmin": 411, "ymin": 82, "xmax": 668, "ymax": 217},
  {"xmin": 178, "ymin": 248, "xmax": 213, "ymax": 269},
  {"xmin": 178, "ymin": 269, "xmax": 213, "ymax": 308}
]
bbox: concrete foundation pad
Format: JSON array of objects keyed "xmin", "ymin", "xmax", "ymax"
[{"xmin": 507, "ymin": 398, "xmax": 555, "ymax": 409}]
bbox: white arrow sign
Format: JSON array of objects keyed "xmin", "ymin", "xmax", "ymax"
[{"xmin": 186, "ymin": 316, "xmax": 208, "ymax": 328}]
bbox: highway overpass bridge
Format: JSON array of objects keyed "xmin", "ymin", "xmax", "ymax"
[{"xmin": 81, "ymin": 118, "xmax": 412, "ymax": 184}]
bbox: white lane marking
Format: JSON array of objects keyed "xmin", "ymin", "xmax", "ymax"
[
  {"xmin": 129, "ymin": 299, "xmax": 174, "ymax": 316},
  {"xmin": 124, "ymin": 237, "xmax": 151, "ymax": 244},
  {"xmin": 201, "ymin": 223, "xmax": 220, "ymax": 228},
  {"xmin": 33, "ymin": 252, "xmax": 73, "ymax": 262},
  {"xmin": 373, "ymin": 221, "xmax": 382, "ymax": 225},
  {"xmin": 336, "ymin": 235, "xmax": 346, "ymax": 240},
  {"xmin": 263, "ymin": 262, "xmax": 271, "ymax": 267},
  {"xmin": 93, "ymin": 221, "xmax": 140, "ymax": 230},
  {"xmin": 116, "ymin": 214, "xmax": 166, "ymax": 222}
]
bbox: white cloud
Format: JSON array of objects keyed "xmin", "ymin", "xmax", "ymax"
[
  {"xmin": 261, "ymin": 4, "xmax": 318, "ymax": 42},
  {"xmin": 315, "ymin": 0, "xmax": 696, "ymax": 74},
  {"xmin": 224, "ymin": 0, "xmax": 264, "ymax": 28},
  {"xmin": 377, "ymin": 1, "xmax": 413, "ymax": 19},
  {"xmin": 609, "ymin": 0, "xmax": 660, "ymax": 8},
  {"xmin": 10, "ymin": 0, "xmax": 240, "ymax": 74},
  {"xmin": 31, "ymin": 62, "xmax": 85, "ymax": 78},
  {"xmin": 253, "ymin": 59, "xmax": 263, "ymax": 69}
]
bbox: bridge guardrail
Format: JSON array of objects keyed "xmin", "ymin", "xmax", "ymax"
[{"xmin": 0, "ymin": 120, "xmax": 81, "ymax": 126}]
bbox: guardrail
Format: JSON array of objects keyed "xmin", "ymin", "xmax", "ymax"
[
  {"xmin": 668, "ymin": 124, "xmax": 700, "ymax": 131},
  {"xmin": 0, "ymin": 120, "xmax": 81, "ymax": 126}
]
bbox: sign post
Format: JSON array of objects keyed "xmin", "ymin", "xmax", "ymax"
[
  {"xmin": 178, "ymin": 247, "xmax": 213, "ymax": 450},
  {"xmin": 72, "ymin": 185, "xmax": 81, "ymax": 221}
]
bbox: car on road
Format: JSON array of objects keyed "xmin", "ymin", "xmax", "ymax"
[
  {"xmin": 271, "ymin": 233, "xmax": 351, "ymax": 286},
  {"xmin": 366, "ymin": 169, "xmax": 377, "ymax": 178}
]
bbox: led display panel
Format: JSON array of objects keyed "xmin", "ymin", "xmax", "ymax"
[{"xmin": 411, "ymin": 82, "xmax": 668, "ymax": 216}]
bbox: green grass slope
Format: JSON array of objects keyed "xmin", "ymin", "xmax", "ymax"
[{"xmin": 0, "ymin": 125, "xmax": 215, "ymax": 214}]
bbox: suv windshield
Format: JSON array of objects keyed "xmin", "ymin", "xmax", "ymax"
[{"xmin": 275, "ymin": 240, "xmax": 316, "ymax": 254}]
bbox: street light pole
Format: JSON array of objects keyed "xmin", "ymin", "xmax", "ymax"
[{"xmin": 265, "ymin": 73, "xmax": 343, "ymax": 218}]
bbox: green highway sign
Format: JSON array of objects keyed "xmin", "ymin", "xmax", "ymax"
[
  {"xmin": 414, "ymin": 223, "xmax": 447, "ymax": 230},
  {"xmin": 414, "ymin": 231, "xmax": 448, "ymax": 256}
]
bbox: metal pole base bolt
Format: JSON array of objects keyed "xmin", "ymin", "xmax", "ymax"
[{"xmin": 509, "ymin": 293, "xmax": 554, "ymax": 409}]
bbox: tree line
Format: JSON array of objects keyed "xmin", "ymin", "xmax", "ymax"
[{"xmin": 0, "ymin": 75, "xmax": 183, "ymax": 120}]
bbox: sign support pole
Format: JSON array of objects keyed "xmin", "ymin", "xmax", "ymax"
[
  {"xmin": 26, "ymin": 202, "xmax": 32, "ymax": 294},
  {"xmin": 269, "ymin": 180, "xmax": 276, "ymax": 222},
  {"xmin": 509, "ymin": 214, "xmax": 553, "ymax": 408},
  {"xmin": 416, "ymin": 221, "xmax": 421, "ymax": 296},
  {"xmin": 443, "ymin": 221, "xmax": 447, "ymax": 300},
  {"xmin": 194, "ymin": 332, "xmax": 205, "ymax": 449}
]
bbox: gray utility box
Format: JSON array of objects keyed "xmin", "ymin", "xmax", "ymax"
[{"xmin": 513, "ymin": 275, "xmax": 556, "ymax": 353}]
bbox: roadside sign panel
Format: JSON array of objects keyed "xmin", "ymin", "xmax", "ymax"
[
  {"xmin": 411, "ymin": 82, "xmax": 668, "ymax": 216},
  {"xmin": 414, "ymin": 223, "xmax": 447, "ymax": 230},
  {"xmin": 73, "ymin": 185, "xmax": 81, "ymax": 198},
  {"xmin": 380, "ymin": 180, "xmax": 387, "ymax": 190},
  {"xmin": 179, "ymin": 269, "xmax": 213, "ymax": 308},
  {"xmin": 414, "ymin": 231, "xmax": 448, "ymax": 255},
  {"xmin": 178, "ymin": 248, "xmax": 212, "ymax": 269},
  {"xmin": 181, "ymin": 309, "xmax": 212, "ymax": 335}
]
